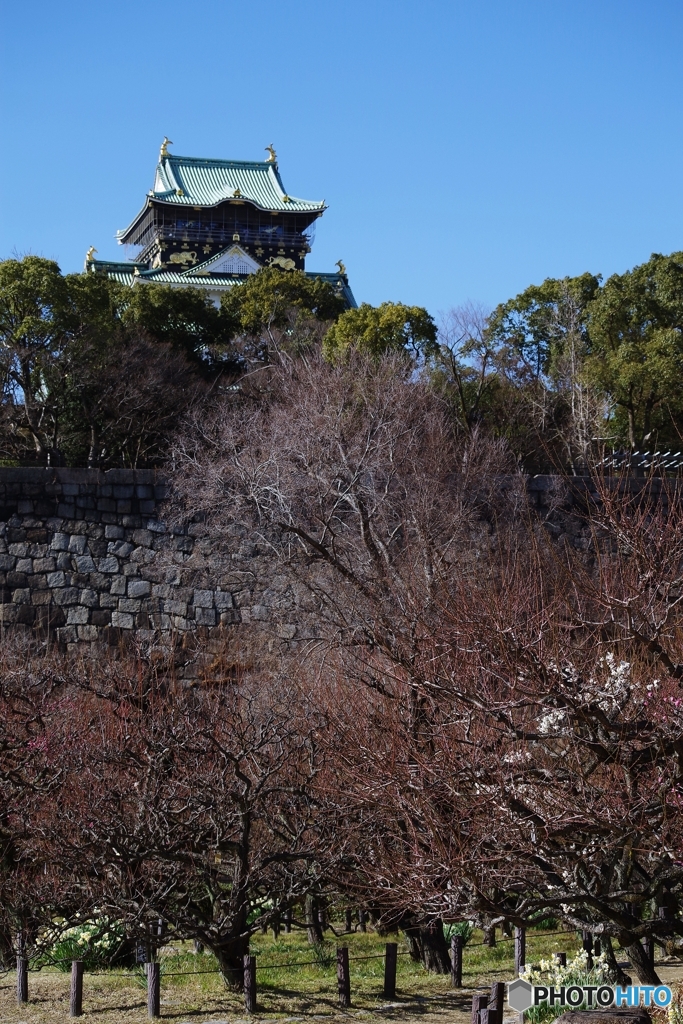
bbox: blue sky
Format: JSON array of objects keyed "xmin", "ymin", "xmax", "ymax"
[{"xmin": 2, "ymin": 1, "xmax": 682, "ymax": 316}]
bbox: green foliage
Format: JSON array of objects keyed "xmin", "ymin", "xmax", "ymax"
[
  {"xmin": 487, "ymin": 273, "xmax": 601, "ymax": 384},
  {"xmin": 443, "ymin": 921, "xmax": 473, "ymax": 945},
  {"xmin": 42, "ymin": 918, "xmax": 132, "ymax": 972},
  {"xmin": 323, "ymin": 301, "xmax": 438, "ymax": 363},
  {"xmin": 221, "ymin": 267, "xmax": 346, "ymax": 360},
  {"xmin": 584, "ymin": 251, "xmax": 683, "ymax": 445},
  {"xmin": 310, "ymin": 940, "xmax": 336, "ymax": 969},
  {"xmin": 122, "ymin": 282, "xmax": 236, "ymax": 366},
  {"xmin": 0, "ymin": 258, "xmax": 219, "ymax": 466}
]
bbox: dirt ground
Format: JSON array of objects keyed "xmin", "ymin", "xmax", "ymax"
[{"xmin": 1, "ymin": 958, "xmax": 681, "ymax": 1024}]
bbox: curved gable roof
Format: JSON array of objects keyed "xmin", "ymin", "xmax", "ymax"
[{"xmin": 118, "ymin": 152, "xmax": 326, "ymax": 242}]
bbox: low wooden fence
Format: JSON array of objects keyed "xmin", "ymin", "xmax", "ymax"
[{"xmin": 12, "ymin": 925, "xmax": 580, "ymax": 1019}]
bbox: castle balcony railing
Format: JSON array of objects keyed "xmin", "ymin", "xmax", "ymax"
[{"xmin": 124, "ymin": 222, "xmax": 314, "ymax": 253}]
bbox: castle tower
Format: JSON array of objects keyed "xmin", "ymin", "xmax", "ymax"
[{"xmin": 85, "ymin": 140, "xmax": 355, "ymax": 308}]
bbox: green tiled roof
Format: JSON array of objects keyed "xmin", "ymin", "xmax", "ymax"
[
  {"xmin": 88, "ymin": 259, "xmax": 357, "ymax": 307},
  {"xmin": 118, "ymin": 152, "xmax": 326, "ymax": 242},
  {"xmin": 153, "ymin": 154, "xmax": 325, "ymax": 212}
]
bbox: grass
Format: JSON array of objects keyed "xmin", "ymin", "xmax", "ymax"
[{"xmin": 0, "ymin": 923, "xmax": 586, "ymax": 1023}]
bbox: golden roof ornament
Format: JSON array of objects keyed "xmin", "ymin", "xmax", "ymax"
[
  {"xmin": 159, "ymin": 136, "xmax": 173, "ymax": 160},
  {"xmin": 232, "ymin": 187, "xmax": 242, "ymax": 198},
  {"xmin": 265, "ymin": 144, "xmax": 277, "ymax": 163},
  {"xmin": 336, "ymin": 259, "xmax": 347, "ymax": 277},
  {"xmin": 85, "ymin": 246, "xmax": 97, "ymax": 263}
]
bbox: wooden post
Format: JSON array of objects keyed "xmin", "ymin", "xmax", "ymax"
[
  {"xmin": 471, "ymin": 993, "xmax": 488, "ymax": 1024},
  {"xmin": 345, "ymin": 907, "xmax": 353, "ymax": 932},
  {"xmin": 358, "ymin": 908, "xmax": 366, "ymax": 933},
  {"xmin": 318, "ymin": 907, "xmax": 327, "ymax": 933},
  {"xmin": 554, "ymin": 951, "xmax": 567, "ymax": 967},
  {"xmin": 489, "ymin": 981, "xmax": 505, "ymax": 1024},
  {"xmin": 16, "ymin": 957, "xmax": 28, "ymax": 1004},
  {"xmin": 480, "ymin": 1010, "xmax": 493, "ymax": 1024},
  {"xmin": 593, "ymin": 938, "xmax": 602, "ymax": 957},
  {"xmin": 384, "ymin": 942, "xmax": 398, "ymax": 1000},
  {"xmin": 643, "ymin": 937, "xmax": 654, "ymax": 968},
  {"xmin": 337, "ymin": 946, "xmax": 351, "ymax": 1008},
  {"xmin": 244, "ymin": 954, "xmax": 256, "ymax": 1013},
  {"xmin": 70, "ymin": 960, "xmax": 84, "ymax": 1017},
  {"xmin": 582, "ymin": 931, "xmax": 594, "ymax": 970},
  {"xmin": 514, "ymin": 927, "xmax": 526, "ymax": 976},
  {"xmin": 146, "ymin": 962, "xmax": 160, "ymax": 1018},
  {"xmin": 284, "ymin": 907, "xmax": 292, "ymax": 933},
  {"xmin": 450, "ymin": 934, "xmax": 463, "ymax": 988}
]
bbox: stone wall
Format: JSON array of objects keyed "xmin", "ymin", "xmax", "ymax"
[
  {"xmin": 0, "ymin": 469, "xmax": 244, "ymax": 653},
  {"xmin": 0, "ymin": 468, "xmax": 666, "ymax": 656}
]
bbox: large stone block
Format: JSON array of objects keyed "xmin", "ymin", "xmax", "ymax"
[
  {"xmin": 111, "ymin": 611, "xmax": 134, "ymax": 629},
  {"xmin": 68, "ymin": 535, "xmax": 87, "ymax": 554},
  {"xmin": 0, "ymin": 604, "xmax": 20, "ymax": 623},
  {"xmin": 193, "ymin": 589, "xmax": 214, "ymax": 608},
  {"xmin": 195, "ymin": 607, "xmax": 216, "ymax": 626},
  {"xmin": 98, "ymin": 556, "xmax": 119, "ymax": 573},
  {"xmin": 132, "ymin": 529, "xmax": 153, "ymax": 548},
  {"xmin": 110, "ymin": 575, "xmax": 127, "ymax": 595},
  {"xmin": 56, "ymin": 625, "xmax": 78, "ymax": 644},
  {"xmin": 128, "ymin": 579, "xmax": 151, "ymax": 598},
  {"xmin": 108, "ymin": 540, "xmax": 133, "ymax": 557},
  {"xmin": 34, "ymin": 557, "xmax": 56, "ymax": 573},
  {"xmin": 46, "ymin": 571, "xmax": 66, "ymax": 588},
  {"xmin": 77, "ymin": 624, "xmax": 99, "ymax": 641},
  {"xmin": 53, "ymin": 587, "xmax": 80, "ymax": 606},
  {"xmin": 73, "ymin": 554, "xmax": 96, "ymax": 573},
  {"xmin": 67, "ymin": 606, "xmax": 89, "ymax": 625}
]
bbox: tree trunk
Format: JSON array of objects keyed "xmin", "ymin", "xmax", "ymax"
[
  {"xmin": 214, "ymin": 937, "xmax": 250, "ymax": 991},
  {"xmin": 402, "ymin": 917, "xmax": 451, "ymax": 974},
  {"xmin": 306, "ymin": 894, "xmax": 323, "ymax": 945},
  {"xmin": 421, "ymin": 920, "xmax": 451, "ymax": 973},
  {"xmin": 626, "ymin": 939, "xmax": 661, "ymax": 984},
  {"xmin": 603, "ymin": 936, "xmax": 630, "ymax": 986},
  {"xmin": 483, "ymin": 919, "xmax": 496, "ymax": 947}
]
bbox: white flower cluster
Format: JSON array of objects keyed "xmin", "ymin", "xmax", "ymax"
[{"xmin": 521, "ymin": 947, "xmax": 610, "ymax": 987}]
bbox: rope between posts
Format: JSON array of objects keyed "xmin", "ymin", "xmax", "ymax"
[{"xmin": 15, "ymin": 929, "xmax": 579, "ymax": 981}]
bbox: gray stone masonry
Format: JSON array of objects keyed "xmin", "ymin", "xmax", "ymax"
[
  {"xmin": 0, "ymin": 468, "xmax": 668, "ymax": 655},
  {"xmin": 0, "ymin": 468, "xmax": 261, "ymax": 654}
]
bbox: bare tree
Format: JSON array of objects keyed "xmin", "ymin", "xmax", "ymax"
[
  {"xmin": 316, "ymin": 476, "xmax": 683, "ymax": 983},
  {"xmin": 8, "ymin": 649, "xmax": 328, "ymax": 988}
]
